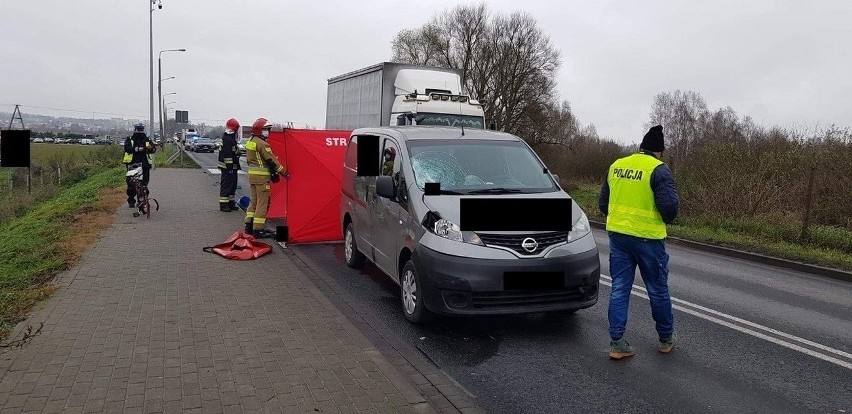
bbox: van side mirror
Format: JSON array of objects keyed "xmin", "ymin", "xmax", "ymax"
[
  {"xmin": 376, "ymin": 176, "xmax": 395, "ymax": 199},
  {"xmin": 396, "ymin": 114, "xmax": 406, "ymax": 126},
  {"xmin": 488, "ymin": 121, "xmax": 497, "ymax": 130},
  {"xmin": 551, "ymin": 174, "xmax": 560, "ymax": 183}
]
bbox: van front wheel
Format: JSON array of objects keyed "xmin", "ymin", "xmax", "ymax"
[
  {"xmin": 344, "ymin": 223, "xmax": 366, "ymax": 269},
  {"xmin": 401, "ymin": 260, "xmax": 432, "ymax": 324}
]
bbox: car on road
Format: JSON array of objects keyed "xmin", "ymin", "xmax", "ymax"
[
  {"xmin": 340, "ymin": 126, "xmax": 600, "ymax": 324},
  {"xmin": 237, "ymin": 137, "xmax": 249, "ymax": 156},
  {"xmin": 191, "ymin": 138, "xmax": 216, "ymax": 153},
  {"xmin": 183, "ymin": 137, "xmax": 197, "ymax": 151},
  {"xmin": 33, "ymin": 138, "xmax": 45, "ymax": 143}
]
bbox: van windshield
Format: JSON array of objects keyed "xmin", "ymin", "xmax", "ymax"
[{"xmin": 407, "ymin": 139, "xmax": 558, "ymax": 194}]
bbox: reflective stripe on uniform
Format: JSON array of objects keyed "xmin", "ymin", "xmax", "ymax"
[{"xmin": 253, "ymin": 217, "xmax": 266, "ymax": 225}]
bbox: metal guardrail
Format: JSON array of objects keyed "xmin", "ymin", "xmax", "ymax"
[{"xmin": 589, "ymin": 220, "xmax": 852, "ymax": 283}]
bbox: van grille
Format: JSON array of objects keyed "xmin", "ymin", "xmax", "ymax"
[
  {"xmin": 478, "ymin": 232, "xmax": 568, "ymax": 255},
  {"xmin": 469, "ymin": 288, "xmax": 586, "ymax": 309}
]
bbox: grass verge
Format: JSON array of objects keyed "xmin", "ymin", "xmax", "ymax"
[
  {"xmin": 567, "ymin": 182, "xmax": 852, "ymax": 272},
  {"xmin": 0, "ymin": 167, "xmax": 125, "ymax": 340}
]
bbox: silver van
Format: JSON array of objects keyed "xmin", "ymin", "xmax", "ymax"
[{"xmin": 340, "ymin": 126, "xmax": 600, "ymax": 323}]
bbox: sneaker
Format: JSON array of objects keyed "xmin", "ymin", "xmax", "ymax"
[
  {"xmin": 609, "ymin": 339, "xmax": 635, "ymax": 360},
  {"xmin": 659, "ymin": 333, "xmax": 676, "ymax": 354}
]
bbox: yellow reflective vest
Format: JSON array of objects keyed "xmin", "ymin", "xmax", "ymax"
[
  {"xmin": 123, "ymin": 137, "xmax": 153, "ymax": 165},
  {"xmin": 606, "ymin": 153, "xmax": 667, "ymax": 239},
  {"xmin": 245, "ymin": 136, "xmax": 284, "ymax": 179}
]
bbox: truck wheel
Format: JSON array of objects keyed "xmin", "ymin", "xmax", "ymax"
[
  {"xmin": 401, "ymin": 260, "xmax": 432, "ymax": 324},
  {"xmin": 344, "ymin": 223, "xmax": 366, "ymax": 269}
]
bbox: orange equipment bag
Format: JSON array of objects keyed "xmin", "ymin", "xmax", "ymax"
[{"xmin": 203, "ymin": 231, "xmax": 272, "ymax": 260}]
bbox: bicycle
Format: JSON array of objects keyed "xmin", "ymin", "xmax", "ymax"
[{"xmin": 126, "ymin": 164, "xmax": 159, "ymax": 218}]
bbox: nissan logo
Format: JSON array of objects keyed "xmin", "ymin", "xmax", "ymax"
[{"xmin": 521, "ymin": 237, "xmax": 538, "ymax": 253}]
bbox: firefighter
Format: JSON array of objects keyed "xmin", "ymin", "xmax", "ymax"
[
  {"xmin": 244, "ymin": 118, "xmax": 287, "ymax": 238},
  {"xmin": 218, "ymin": 118, "xmax": 241, "ymax": 212},
  {"xmin": 123, "ymin": 123, "xmax": 156, "ymax": 208}
]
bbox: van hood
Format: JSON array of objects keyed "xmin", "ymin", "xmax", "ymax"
[{"xmin": 415, "ymin": 190, "xmax": 584, "ymax": 231}]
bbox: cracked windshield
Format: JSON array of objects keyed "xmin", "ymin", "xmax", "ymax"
[{"xmin": 408, "ymin": 139, "xmax": 557, "ymax": 194}]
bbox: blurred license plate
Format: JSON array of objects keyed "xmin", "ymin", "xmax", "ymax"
[{"xmin": 504, "ymin": 272, "xmax": 564, "ymax": 290}]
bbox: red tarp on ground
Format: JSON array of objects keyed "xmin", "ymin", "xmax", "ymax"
[{"xmin": 265, "ymin": 129, "xmax": 351, "ymax": 243}]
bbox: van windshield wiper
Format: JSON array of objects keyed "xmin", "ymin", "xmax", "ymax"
[{"xmin": 466, "ymin": 188, "xmax": 524, "ymax": 194}]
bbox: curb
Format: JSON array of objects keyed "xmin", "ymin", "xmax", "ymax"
[{"xmin": 589, "ymin": 220, "xmax": 852, "ymax": 283}]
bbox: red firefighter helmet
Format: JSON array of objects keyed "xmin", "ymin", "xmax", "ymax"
[
  {"xmin": 225, "ymin": 118, "xmax": 240, "ymax": 133},
  {"xmin": 251, "ymin": 118, "xmax": 273, "ymax": 136}
]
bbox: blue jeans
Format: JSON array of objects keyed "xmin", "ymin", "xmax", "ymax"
[{"xmin": 608, "ymin": 232, "xmax": 673, "ymax": 341}]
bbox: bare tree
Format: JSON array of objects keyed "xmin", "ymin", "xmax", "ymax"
[
  {"xmin": 390, "ymin": 25, "xmax": 445, "ymax": 66},
  {"xmin": 647, "ymin": 90, "xmax": 709, "ymax": 159},
  {"xmin": 390, "ymin": 4, "xmax": 560, "ymax": 141}
]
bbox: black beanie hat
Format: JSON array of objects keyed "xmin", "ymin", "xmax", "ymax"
[{"xmin": 641, "ymin": 125, "xmax": 665, "ymax": 152}]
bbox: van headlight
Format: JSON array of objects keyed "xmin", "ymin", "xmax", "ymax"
[
  {"xmin": 433, "ymin": 219, "xmax": 484, "ymax": 245},
  {"xmin": 567, "ymin": 212, "xmax": 591, "ymax": 242}
]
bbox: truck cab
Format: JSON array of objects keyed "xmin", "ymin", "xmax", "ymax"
[{"xmin": 326, "ymin": 62, "xmax": 487, "ymax": 131}]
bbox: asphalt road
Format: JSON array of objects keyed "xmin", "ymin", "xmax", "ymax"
[{"xmin": 186, "ymin": 148, "xmax": 852, "ymax": 413}]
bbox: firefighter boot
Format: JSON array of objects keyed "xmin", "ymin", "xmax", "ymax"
[
  {"xmin": 244, "ymin": 222, "xmax": 253, "ymax": 236},
  {"xmin": 220, "ymin": 202, "xmax": 232, "ymax": 212},
  {"xmin": 229, "ymin": 200, "xmax": 238, "ymax": 211}
]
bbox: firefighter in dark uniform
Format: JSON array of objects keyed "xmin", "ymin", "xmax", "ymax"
[
  {"xmin": 244, "ymin": 118, "xmax": 287, "ymax": 238},
  {"xmin": 218, "ymin": 118, "xmax": 241, "ymax": 211},
  {"xmin": 123, "ymin": 123, "xmax": 156, "ymax": 208}
]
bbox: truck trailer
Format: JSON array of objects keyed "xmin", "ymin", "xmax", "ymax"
[{"xmin": 325, "ymin": 62, "xmax": 486, "ymax": 130}]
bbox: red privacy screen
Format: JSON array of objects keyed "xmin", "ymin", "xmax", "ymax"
[{"xmin": 265, "ymin": 129, "xmax": 351, "ymax": 243}]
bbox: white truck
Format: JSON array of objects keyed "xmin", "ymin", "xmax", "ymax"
[{"xmin": 325, "ymin": 62, "xmax": 487, "ymax": 130}]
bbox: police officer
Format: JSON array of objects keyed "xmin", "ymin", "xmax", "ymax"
[
  {"xmin": 218, "ymin": 118, "xmax": 241, "ymax": 212},
  {"xmin": 598, "ymin": 125, "xmax": 680, "ymax": 360},
  {"xmin": 244, "ymin": 118, "xmax": 287, "ymax": 238},
  {"xmin": 123, "ymin": 123, "xmax": 156, "ymax": 208}
]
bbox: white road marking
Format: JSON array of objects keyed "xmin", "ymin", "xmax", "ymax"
[{"xmin": 600, "ymin": 274, "xmax": 852, "ymax": 370}]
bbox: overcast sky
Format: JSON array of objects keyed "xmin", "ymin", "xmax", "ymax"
[{"xmin": 1, "ymin": 0, "xmax": 850, "ymax": 144}]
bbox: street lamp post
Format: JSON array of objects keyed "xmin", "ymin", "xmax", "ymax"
[
  {"xmin": 161, "ymin": 93, "xmax": 176, "ymax": 138},
  {"xmin": 158, "ymin": 76, "xmax": 175, "ymax": 138},
  {"xmin": 158, "ymin": 48, "xmax": 186, "ymax": 139},
  {"xmin": 149, "ymin": 1, "xmax": 155, "ymax": 140}
]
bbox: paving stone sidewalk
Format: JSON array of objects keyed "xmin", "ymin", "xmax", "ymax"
[{"xmin": 0, "ymin": 168, "xmax": 457, "ymax": 413}]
